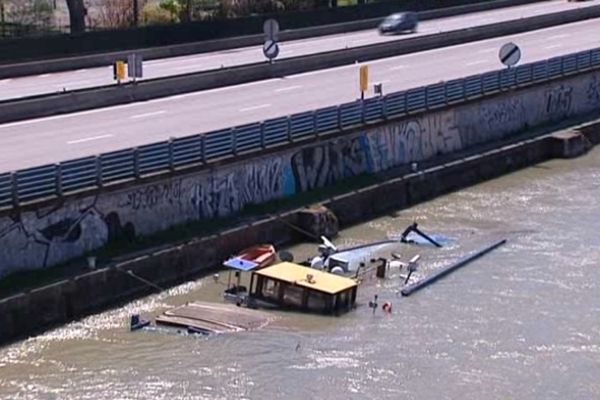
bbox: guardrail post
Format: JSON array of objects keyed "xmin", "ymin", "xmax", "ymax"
[
  {"xmin": 95, "ymin": 156, "xmax": 103, "ymax": 188},
  {"xmin": 361, "ymin": 100, "xmax": 366, "ymax": 124},
  {"xmin": 231, "ymin": 128, "xmax": 237, "ymax": 156},
  {"xmin": 133, "ymin": 149, "xmax": 140, "ymax": 179},
  {"xmin": 168, "ymin": 138, "xmax": 175, "ymax": 171},
  {"xmin": 382, "ymin": 97, "xmax": 388, "ymax": 119},
  {"xmin": 287, "ymin": 117, "xmax": 293, "ymax": 143},
  {"xmin": 201, "ymin": 135, "xmax": 207, "ymax": 164},
  {"xmin": 260, "ymin": 123, "xmax": 266, "ymax": 149},
  {"xmin": 10, "ymin": 172, "xmax": 19, "ymax": 208},
  {"xmin": 55, "ymin": 163, "xmax": 63, "ymax": 197}
]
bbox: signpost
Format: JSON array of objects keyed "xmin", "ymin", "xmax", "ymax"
[
  {"xmin": 499, "ymin": 42, "xmax": 521, "ymax": 68},
  {"xmin": 262, "ymin": 19, "xmax": 280, "ymax": 63},
  {"xmin": 127, "ymin": 53, "xmax": 143, "ymax": 81},
  {"xmin": 113, "ymin": 60, "xmax": 126, "ymax": 83},
  {"xmin": 359, "ymin": 65, "xmax": 369, "ymax": 100},
  {"xmin": 263, "ymin": 18, "xmax": 279, "ymax": 41},
  {"xmin": 263, "ymin": 40, "xmax": 280, "ymax": 63}
]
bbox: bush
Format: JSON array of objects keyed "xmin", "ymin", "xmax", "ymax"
[{"xmin": 142, "ymin": 3, "xmax": 175, "ymax": 25}]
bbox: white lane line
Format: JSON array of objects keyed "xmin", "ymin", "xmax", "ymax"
[
  {"xmin": 544, "ymin": 44, "xmax": 562, "ymax": 50},
  {"xmin": 388, "ymin": 65, "xmax": 406, "ymax": 71},
  {"xmin": 466, "ymin": 60, "xmax": 487, "ymax": 66},
  {"xmin": 548, "ymin": 34, "xmax": 569, "ymax": 40},
  {"xmin": 38, "ymin": 74, "xmax": 51, "ymax": 78},
  {"xmin": 66, "ymin": 79, "xmax": 92, "ymax": 85},
  {"xmin": 275, "ymin": 85, "xmax": 302, "ymax": 93},
  {"xmin": 75, "ymin": 69, "xmax": 88, "ymax": 73},
  {"xmin": 0, "ymin": 103, "xmax": 140, "ymax": 130},
  {"xmin": 477, "ymin": 48, "xmax": 496, "ymax": 54},
  {"xmin": 130, "ymin": 110, "xmax": 166, "ymax": 119},
  {"xmin": 67, "ymin": 134, "xmax": 113, "ymax": 145},
  {"xmin": 0, "ymin": 79, "xmax": 11, "ymax": 84},
  {"xmin": 240, "ymin": 104, "xmax": 270, "ymax": 112}
]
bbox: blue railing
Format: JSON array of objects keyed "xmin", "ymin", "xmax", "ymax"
[{"xmin": 1, "ymin": 47, "xmax": 600, "ymax": 209}]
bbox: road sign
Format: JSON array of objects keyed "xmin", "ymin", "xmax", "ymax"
[
  {"xmin": 263, "ymin": 18, "xmax": 279, "ymax": 41},
  {"xmin": 127, "ymin": 53, "xmax": 143, "ymax": 79},
  {"xmin": 263, "ymin": 40, "xmax": 280, "ymax": 61},
  {"xmin": 359, "ymin": 65, "xmax": 369, "ymax": 96},
  {"xmin": 499, "ymin": 42, "xmax": 521, "ymax": 67},
  {"xmin": 113, "ymin": 60, "xmax": 126, "ymax": 82}
]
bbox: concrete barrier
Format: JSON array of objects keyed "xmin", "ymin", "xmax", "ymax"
[
  {"xmin": 0, "ymin": 0, "xmax": 541, "ymax": 79},
  {"xmin": 2, "ymin": 5, "xmax": 599, "ymax": 125}
]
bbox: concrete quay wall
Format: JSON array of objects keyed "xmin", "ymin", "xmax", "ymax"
[{"xmin": 2, "ymin": 70, "xmax": 600, "ymax": 277}]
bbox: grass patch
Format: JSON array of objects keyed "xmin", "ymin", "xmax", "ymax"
[{"xmin": 0, "ymin": 173, "xmax": 381, "ymax": 299}]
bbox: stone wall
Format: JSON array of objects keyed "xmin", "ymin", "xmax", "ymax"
[{"xmin": 2, "ymin": 71, "xmax": 600, "ymax": 276}]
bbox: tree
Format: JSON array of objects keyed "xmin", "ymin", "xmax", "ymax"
[{"xmin": 66, "ymin": 0, "xmax": 85, "ymax": 33}]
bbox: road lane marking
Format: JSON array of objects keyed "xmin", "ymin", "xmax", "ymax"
[
  {"xmin": 544, "ymin": 44, "xmax": 562, "ymax": 50},
  {"xmin": 548, "ymin": 34, "xmax": 569, "ymax": 40},
  {"xmin": 0, "ymin": 79, "xmax": 11, "ymax": 84},
  {"xmin": 75, "ymin": 69, "xmax": 88, "ymax": 73},
  {"xmin": 388, "ymin": 65, "xmax": 406, "ymax": 71},
  {"xmin": 67, "ymin": 134, "xmax": 113, "ymax": 144},
  {"xmin": 466, "ymin": 60, "xmax": 487, "ymax": 66},
  {"xmin": 38, "ymin": 74, "xmax": 51, "ymax": 78},
  {"xmin": 477, "ymin": 48, "xmax": 496, "ymax": 54},
  {"xmin": 275, "ymin": 85, "xmax": 302, "ymax": 93},
  {"xmin": 130, "ymin": 110, "xmax": 166, "ymax": 119},
  {"xmin": 240, "ymin": 104, "xmax": 270, "ymax": 112}
]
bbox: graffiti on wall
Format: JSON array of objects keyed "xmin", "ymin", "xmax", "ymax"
[
  {"xmin": 0, "ymin": 197, "xmax": 109, "ymax": 273},
  {"xmin": 291, "ymin": 136, "xmax": 369, "ymax": 192},
  {"xmin": 586, "ymin": 75, "xmax": 600, "ymax": 107},
  {"xmin": 191, "ymin": 158, "xmax": 284, "ymax": 219},
  {"xmin": 118, "ymin": 179, "xmax": 184, "ymax": 211},
  {"xmin": 367, "ymin": 111, "xmax": 461, "ymax": 172},
  {"xmin": 545, "ymin": 84, "xmax": 573, "ymax": 119}
]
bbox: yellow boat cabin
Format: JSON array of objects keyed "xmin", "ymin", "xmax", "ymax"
[{"xmin": 247, "ymin": 262, "xmax": 358, "ymax": 314}]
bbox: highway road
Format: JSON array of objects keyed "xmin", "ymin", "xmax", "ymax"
[
  {"xmin": 0, "ymin": 0, "xmax": 598, "ymax": 101},
  {"xmin": 0, "ymin": 18, "xmax": 598, "ymax": 172}
]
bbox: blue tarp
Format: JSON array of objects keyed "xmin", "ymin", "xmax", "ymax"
[{"xmin": 223, "ymin": 257, "xmax": 259, "ymax": 271}]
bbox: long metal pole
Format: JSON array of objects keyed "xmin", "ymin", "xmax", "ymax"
[{"xmin": 401, "ymin": 239, "xmax": 507, "ymax": 296}]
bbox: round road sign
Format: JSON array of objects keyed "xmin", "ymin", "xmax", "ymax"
[
  {"xmin": 499, "ymin": 42, "xmax": 521, "ymax": 67},
  {"xmin": 263, "ymin": 19, "xmax": 280, "ymax": 41},
  {"xmin": 263, "ymin": 39, "xmax": 280, "ymax": 60}
]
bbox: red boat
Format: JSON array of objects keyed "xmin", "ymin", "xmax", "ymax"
[{"xmin": 225, "ymin": 244, "xmax": 277, "ymax": 270}]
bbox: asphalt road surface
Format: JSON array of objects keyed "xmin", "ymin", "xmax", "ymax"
[
  {"xmin": 0, "ymin": 0, "xmax": 597, "ymax": 101},
  {"xmin": 0, "ymin": 18, "xmax": 598, "ymax": 172}
]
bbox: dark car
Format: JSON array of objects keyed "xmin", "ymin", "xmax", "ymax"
[{"xmin": 378, "ymin": 12, "xmax": 418, "ymax": 35}]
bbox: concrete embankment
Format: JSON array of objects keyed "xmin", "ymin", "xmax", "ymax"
[
  {"xmin": 2, "ymin": 4, "xmax": 600, "ymax": 124},
  {"xmin": 3, "ymin": 69, "xmax": 600, "ymax": 275},
  {"xmin": 0, "ymin": 118, "xmax": 598, "ymax": 345},
  {"xmin": 0, "ymin": 0, "xmax": 541, "ymax": 79}
]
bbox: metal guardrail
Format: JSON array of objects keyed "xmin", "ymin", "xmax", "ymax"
[{"xmin": 1, "ymin": 47, "xmax": 600, "ymax": 210}]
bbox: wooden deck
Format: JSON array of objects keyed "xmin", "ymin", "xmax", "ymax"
[{"xmin": 155, "ymin": 301, "xmax": 272, "ymax": 334}]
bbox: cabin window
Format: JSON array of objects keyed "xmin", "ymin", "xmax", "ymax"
[
  {"xmin": 306, "ymin": 291, "xmax": 328, "ymax": 311},
  {"xmin": 262, "ymin": 278, "xmax": 280, "ymax": 301},
  {"xmin": 283, "ymin": 284, "xmax": 304, "ymax": 307}
]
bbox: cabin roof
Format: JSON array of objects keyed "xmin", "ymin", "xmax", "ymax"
[{"xmin": 253, "ymin": 262, "xmax": 358, "ymax": 295}]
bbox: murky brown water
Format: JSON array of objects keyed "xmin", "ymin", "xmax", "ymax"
[{"xmin": 1, "ymin": 147, "xmax": 600, "ymax": 400}]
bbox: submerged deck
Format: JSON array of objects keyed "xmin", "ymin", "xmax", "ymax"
[{"xmin": 155, "ymin": 301, "xmax": 272, "ymax": 334}]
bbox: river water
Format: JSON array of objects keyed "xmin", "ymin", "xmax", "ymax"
[{"xmin": 1, "ymin": 147, "xmax": 599, "ymax": 400}]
